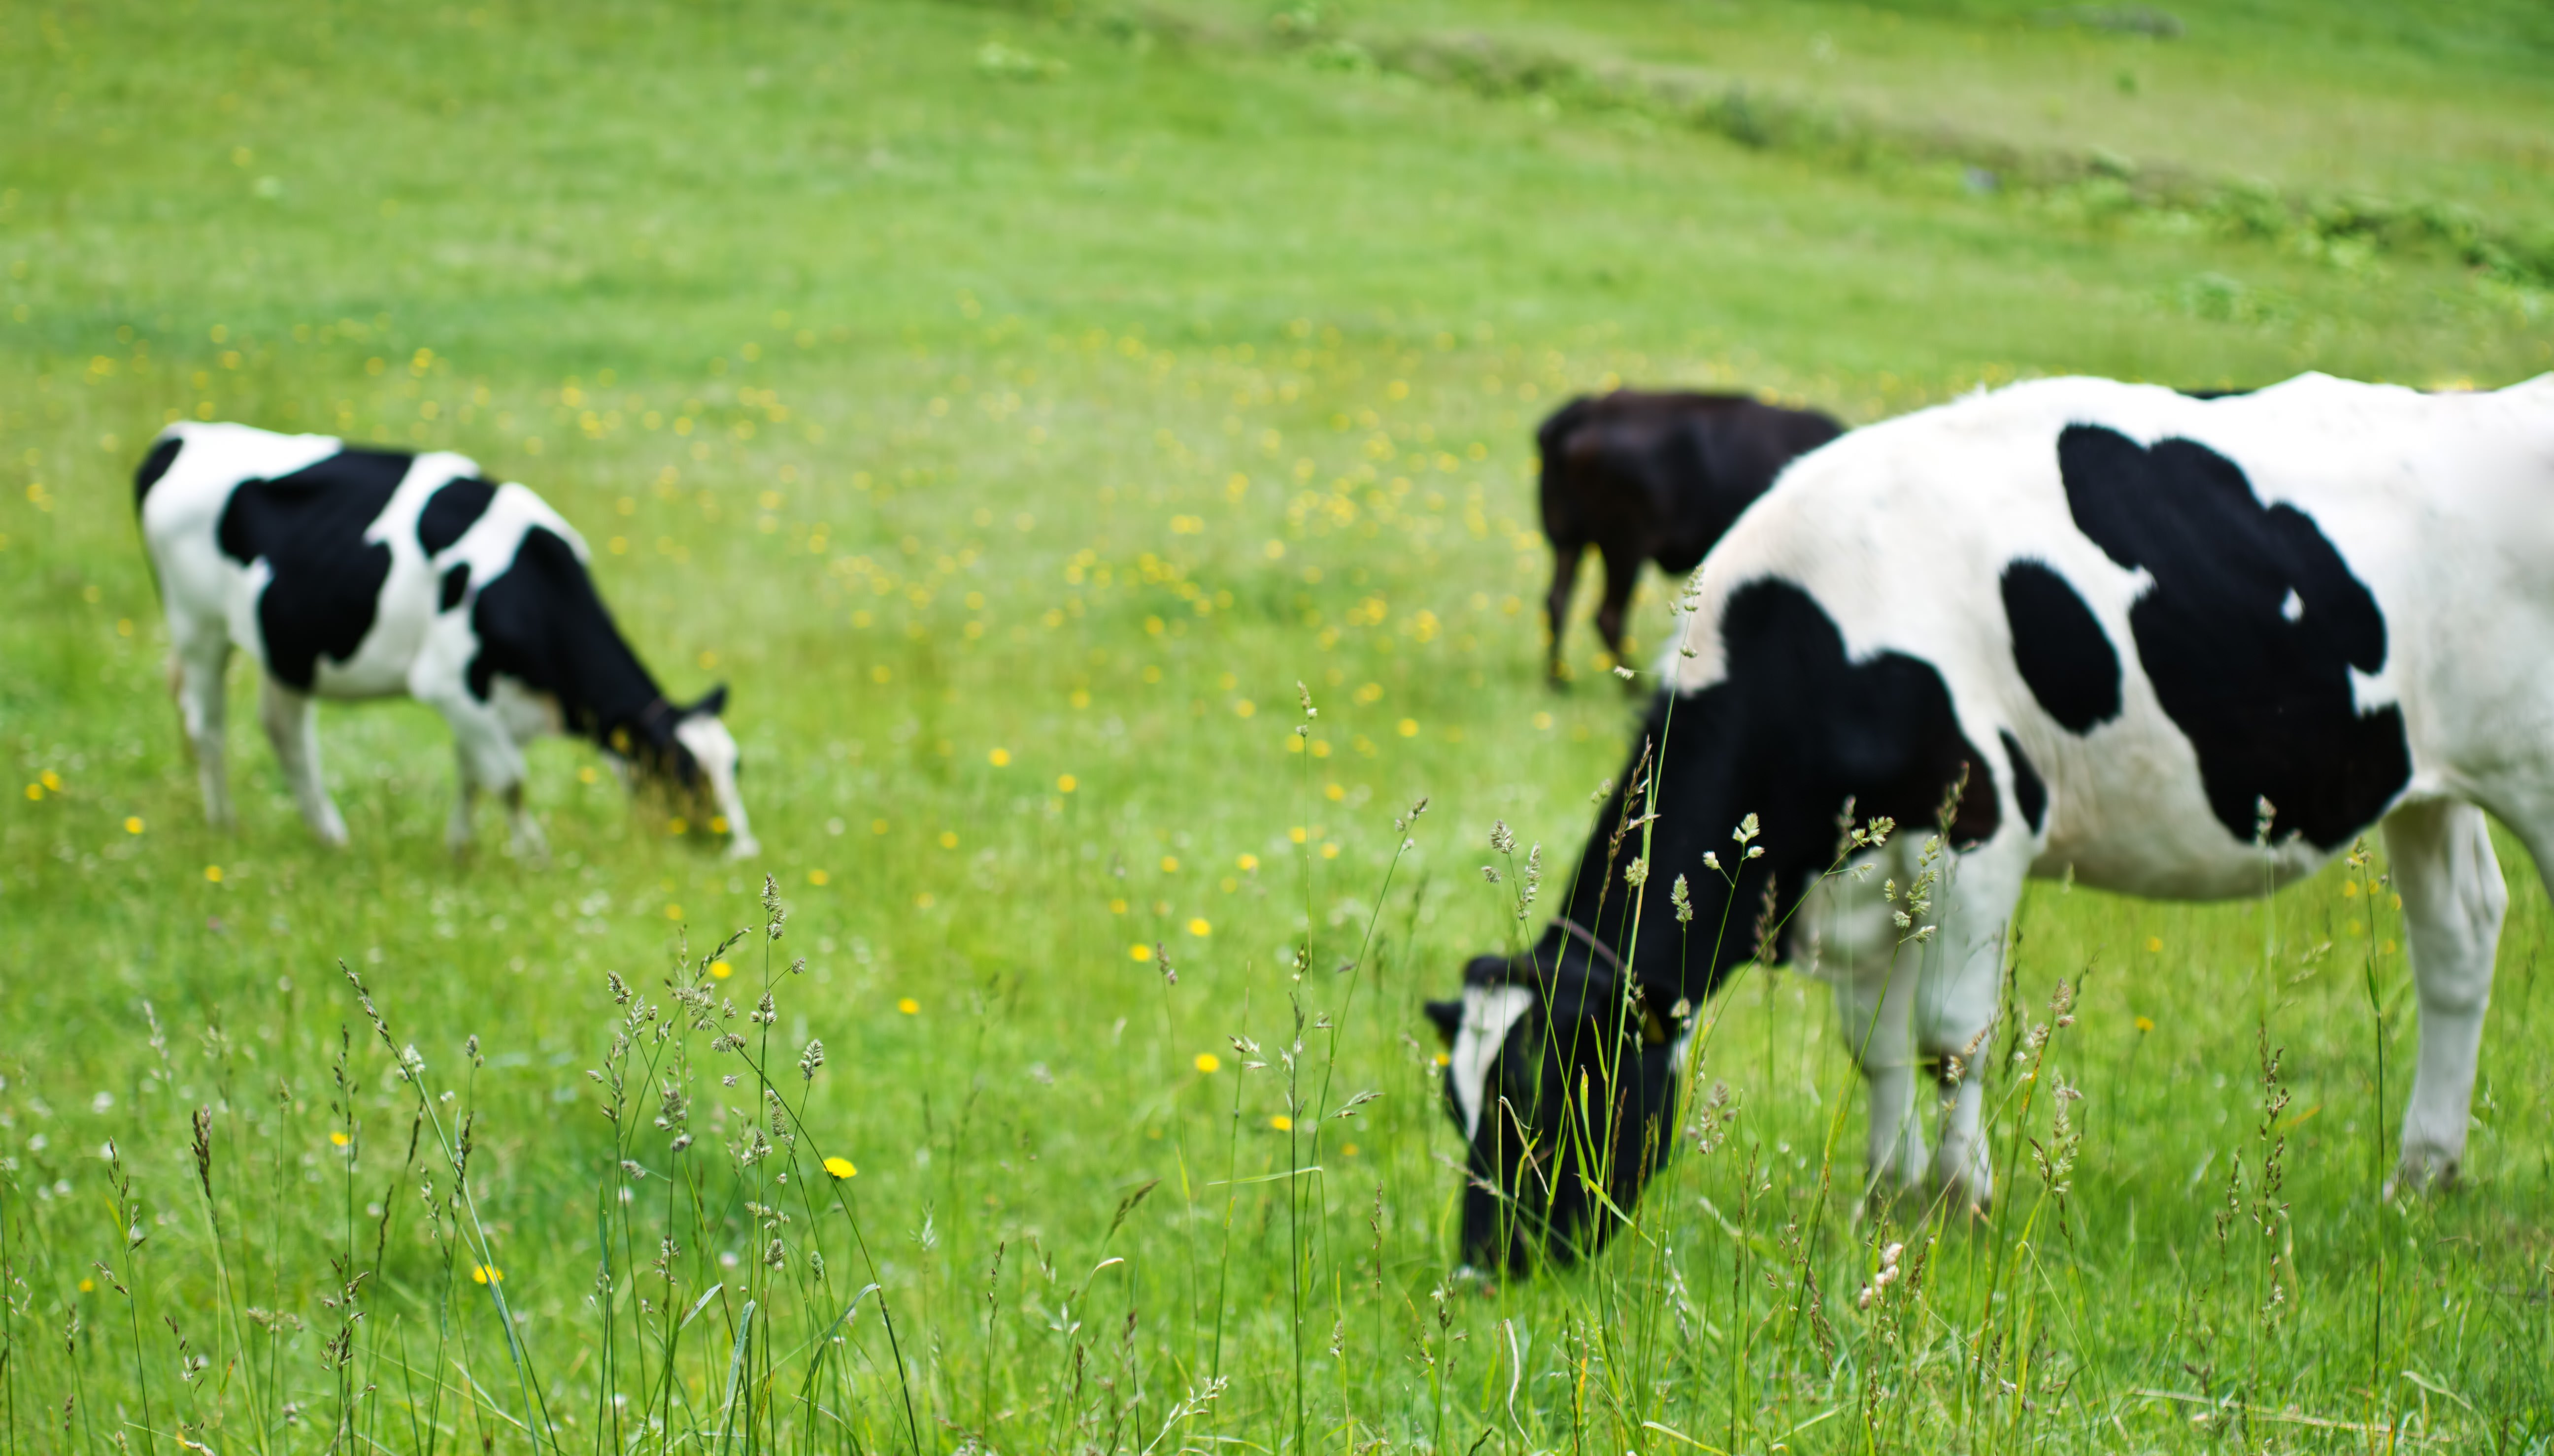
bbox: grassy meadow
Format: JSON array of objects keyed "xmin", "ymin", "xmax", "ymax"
[{"xmin": 4, "ymin": 0, "xmax": 2553, "ymax": 1451}]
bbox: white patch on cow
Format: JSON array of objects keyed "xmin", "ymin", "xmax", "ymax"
[
  {"xmin": 2349, "ymin": 664, "xmax": 2394, "ymax": 718},
  {"xmin": 2280, "ymin": 588, "xmax": 2304, "ymax": 622},
  {"xmin": 1448, "ymin": 985, "xmax": 1534, "ymax": 1141}
]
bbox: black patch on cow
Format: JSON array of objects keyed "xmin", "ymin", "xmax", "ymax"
[
  {"xmin": 214, "ymin": 449, "xmax": 413, "ymax": 690},
  {"xmin": 134, "ymin": 435, "xmax": 183, "ymax": 508},
  {"xmin": 438, "ymin": 563, "xmax": 471, "ymax": 613},
  {"xmin": 2054, "ymin": 424, "xmax": 2408, "ymax": 849},
  {"xmin": 417, "ymin": 476, "xmax": 500, "ymax": 556},
  {"xmin": 2001, "ymin": 729, "xmax": 2046, "ymax": 833},
  {"xmin": 468, "ymin": 526, "xmax": 668, "ymax": 748},
  {"xmin": 2001, "ymin": 559, "xmax": 2121, "ymax": 733}
]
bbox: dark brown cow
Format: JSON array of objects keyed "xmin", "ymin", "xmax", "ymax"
[{"xmin": 1537, "ymin": 391, "xmax": 1844, "ymax": 682}]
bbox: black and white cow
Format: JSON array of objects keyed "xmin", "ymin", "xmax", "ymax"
[
  {"xmin": 136, "ymin": 422, "xmax": 756, "ymax": 859},
  {"xmin": 1432, "ymin": 371, "xmax": 2554, "ymax": 1274},
  {"xmin": 1536, "ymin": 390, "xmax": 1844, "ymax": 682}
]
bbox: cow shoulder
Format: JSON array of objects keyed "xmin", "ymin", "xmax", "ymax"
[{"xmin": 1721, "ymin": 578, "xmax": 2000, "ymax": 847}]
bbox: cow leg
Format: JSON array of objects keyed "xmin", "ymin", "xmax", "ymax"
[
  {"xmin": 258, "ymin": 674, "xmax": 349, "ymax": 847},
  {"xmin": 445, "ymin": 744, "xmax": 479, "ymax": 855},
  {"xmin": 429, "ymin": 693, "xmax": 541, "ymax": 863},
  {"xmin": 170, "ymin": 625, "xmax": 234, "ymax": 830},
  {"xmin": 1911, "ymin": 833, "xmax": 2033, "ymax": 1213},
  {"xmin": 1545, "ymin": 541, "xmax": 1584, "ymax": 684},
  {"xmin": 502, "ymin": 781, "xmax": 547, "ymax": 864},
  {"xmin": 1806, "ymin": 855, "xmax": 1929, "ymax": 1199},
  {"xmin": 1593, "ymin": 540, "xmax": 1642, "ymax": 683},
  {"xmin": 2383, "ymin": 798, "xmax": 2507, "ymax": 1194}
]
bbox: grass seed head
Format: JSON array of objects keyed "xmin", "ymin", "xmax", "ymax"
[{"xmin": 189, "ymin": 1105, "xmax": 213, "ymax": 1198}]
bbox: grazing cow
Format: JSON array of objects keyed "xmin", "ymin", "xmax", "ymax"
[
  {"xmin": 1536, "ymin": 390, "xmax": 1843, "ymax": 682},
  {"xmin": 1432, "ymin": 371, "xmax": 2554, "ymax": 1274},
  {"xmin": 135, "ymin": 422, "xmax": 758, "ymax": 860}
]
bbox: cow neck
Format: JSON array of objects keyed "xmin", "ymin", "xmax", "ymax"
[
  {"xmin": 559, "ymin": 640, "xmax": 671, "ymax": 750},
  {"xmin": 1519, "ymin": 907, "xmax": 1661, "ymax": 1013},
  {"xmin": 474, "ymin": 527, "xmax": 674, "ymax": 751}
]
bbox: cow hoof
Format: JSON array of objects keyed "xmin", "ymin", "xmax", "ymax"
[
  {"xmin": 1859, "ymin": 1179, "xmax": 1928, "ymax": 1226},
  {"xmin": 315, "ymin": 816, "xmax": 351, "ymax": 850},
  {"xmin": 1934, "ymin": 1166, "xmax": 1993, "ymax": 1220},
  {"xmin": 723, "ymin": 836, "xmax": 762, "ymax": 863},
  {"xmin": 2385, "ymin": 1146, "xmax": 2462, "ymax": 1200}
]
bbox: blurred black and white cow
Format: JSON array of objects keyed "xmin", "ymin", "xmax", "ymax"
[
  {"xmin": 1433, "ymin": 372, "xmax": 2554, "ymax": 1274},
  {"xmin": 136, "ymin": 422, "xmax": 757, "ymax": 860},
  {"xmin": 1536, "ymin": 390, "xmax": 1843, "ymax": 682}
]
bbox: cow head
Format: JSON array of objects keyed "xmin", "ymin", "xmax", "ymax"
[
  {"xmin": 614, "ymin": 685, "xmax": 760, "ymax": 860},
  {"xmin": 1425, "ymin": 946, "xmax": 1689, "ymax": 1277}
]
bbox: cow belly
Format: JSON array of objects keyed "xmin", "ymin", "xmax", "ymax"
[
  {"xmin": 2018, "ymin": 731, "xmax": 2340, "ymax": 898},
  {"xmin": 2038, "ymin": 845, "xmax": 2310, "ymax": 902},
  {"xmin": 310, "ymin": 647, "xmax": 422, "ymax": 699}
]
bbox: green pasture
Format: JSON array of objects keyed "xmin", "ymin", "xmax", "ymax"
[{"xmin": 2, "ymin": 0, "xmax": 2551, "ymax": 1451}]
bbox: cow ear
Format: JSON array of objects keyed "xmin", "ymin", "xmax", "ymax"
[
  {"xmin": 688, "ymin": 683, "xmax": 729, "ymax": 718},
  {"xmin": 1423, "ymin": 998, "xmax": 1462, "ymax": 1044}
]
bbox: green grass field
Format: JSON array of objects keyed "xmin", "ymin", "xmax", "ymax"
[{"xmin": 4, "ymin": 1, "xmax": 2553, "ymax": 1451}]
